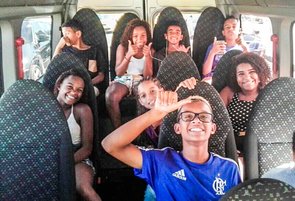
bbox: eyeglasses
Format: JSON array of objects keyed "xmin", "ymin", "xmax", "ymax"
[{"xmin": 178, "ymin": 112, "xmax": 213, "ymax": 123}]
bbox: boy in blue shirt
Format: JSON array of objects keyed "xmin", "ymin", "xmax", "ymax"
[{"xmin": 102, "ymin": 92, "xmax": 241, "ymax": 200}]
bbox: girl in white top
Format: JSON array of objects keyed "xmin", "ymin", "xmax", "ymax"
[
  {"xmin": 105, "ymin": 19, "xmax": 154, "ymax": 128},
  {"xmin": 54, "ymin": 69, "xmax": 102, "ymax": 201}
]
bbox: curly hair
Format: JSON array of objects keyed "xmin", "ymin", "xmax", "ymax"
[
  {"xmin": 53, "ymin": 68, "xmax": 89, "ymax": 103},
  {"xmin": 120, "ymin": 19, "xmax": 152, "ymax": 50},
  {"xmin": 228, "ymin": 52, "xmax": 271, "ymax": 92}
]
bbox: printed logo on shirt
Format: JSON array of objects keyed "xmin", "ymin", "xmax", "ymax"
[
  {"xmin": 212, "ymin": 174, "xmax": 226, "ymax": 195},
  {"xmin": 172, "ymin": 169, "xmax": 187, "ymax": 181}
]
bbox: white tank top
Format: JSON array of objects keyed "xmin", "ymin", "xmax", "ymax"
[
  {"xmin": 67, "ymin": 106, "xmax": 81, "ymax": 145},
  {"xmin": 126, "ymin": 56, "xmax": 145, "ymax": 75}
]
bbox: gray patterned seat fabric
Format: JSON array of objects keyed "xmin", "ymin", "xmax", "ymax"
[
  {"xmin": 212, "ymin": 50, "xmax": 243, "ymax": 92},
  {"xmin": 98, "ymin": 13, "xmax": 140, "ymax": 171},
  {"xmin": 73, "ymin": 8, "xmax": 109, "ymax": 93},
  {"xmin": 158, "ymin": 81, "xmax": 238, "ymax": 162},
  {"xmin": 109, "ymin": 13, "xmax": 139, "ymax": 81},
  {"xmin": 156, "ymin": 51, "xmax": 201, "ymax": 91},
  {"xmin": 220, "ymin": 178, "xmax": 295, "ymax": 201},
  {"xmin": 244, "ymin": 77, "xmax": 295, "ymax": 179},
  {"xmin": 43, "ymin": 52, "xmax": 100, "ymax": 174},
  {"xmin": 0, "ymin": 80, "xmax": 75, "ymax": 201},
  {"xmin": 192, "ymin": 7, "xmax": 224, "ymax": 75},
  {"xmin": 152, "ymin": 6, "xmax": 190, "ymax": 53}
]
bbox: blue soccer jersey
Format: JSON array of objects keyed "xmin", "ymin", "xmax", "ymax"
[{"xmin": 134, "ymin": 147, "xmax": 241, "ymax": 201}]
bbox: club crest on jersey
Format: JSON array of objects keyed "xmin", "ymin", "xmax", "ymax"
[{"xmin": 212, "ymin": 174, "xmax": 226, "ymax": 195}]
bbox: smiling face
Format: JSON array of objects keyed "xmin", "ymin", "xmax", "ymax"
[
  {"xmin": 137, "ymin": 80, "xmax": 160, "ymax": 109},
  {"xmin": 174, "ymin": 101, "xmax": 216, "ymax": 144},
  {"xmin": 236, "ymin": 63, "xmax": 260, "ymax": 92},
  {"xmin": 57, "ymin": 75, "xmax": 85, "ymax": 106},
  {"xmin": 131, "ymin": 26, "xmax": 147, "ymax": 49},
  {"xmin": 165, "ymin": 25, "xmax": 183, "ymax": 45}
]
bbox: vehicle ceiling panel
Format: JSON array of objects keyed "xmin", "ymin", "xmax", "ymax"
[
  {"xmin": 216, "ymin": 0, "xmax": 259, "ymax": 6},
  {"xmin": 155, "ymin": 0, "xmax": 215, "ymax": 7},
  {"xmin": 0, "ymin": 0, "xmax": 68, "ymax": 7},
  {"xmin": 216, "ymin": 0, "xmax": 295, "ymax": 8},
  {"xmin": 78, "ymin": 0, "xmax": 138, "ymax": 9}
]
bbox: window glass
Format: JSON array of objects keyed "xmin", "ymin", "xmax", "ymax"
[
  {"xmin": 182, "ymin": 13, "xmax": 201, "ymax": 46},
  {"xmin": 97, "ymin": 13, "xmax": 125, "ymax": 58},
  {"xmin": 21, "ymin": 16, "xmax": 52, "ymax": 80},
  {"xmin": 0, "ymin": 28, "xmax": 3, "ymax": 96},
  {"xmin": 292, "ymin": 23, "xmax": 295, "ymax": 77},
  {"xmin": 241, "ymin": 15, "xmax": 273, "ymax": 73}
]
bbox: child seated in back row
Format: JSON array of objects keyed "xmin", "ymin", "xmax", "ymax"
[
  {"xmin": 105, "ymin": 19, "xmax": 154, "ymax": 129},
  {"xmin": 53, "ymin": 19, "xmax": 107, "ymax": 96},
  {"xmin": 153, "ymin": 20, "xmax": 190, "ymax": 76},
  {"xmin": 202, "ymin": 16, "xmax": 248, "ymax": 83}
]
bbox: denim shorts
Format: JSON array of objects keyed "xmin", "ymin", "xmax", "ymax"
[{"xmin": 114, "ymin": 74, "xmax": 142, "ymax": 94}]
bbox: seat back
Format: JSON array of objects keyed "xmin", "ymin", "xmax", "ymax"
[
  {"xmin": 192, "ymin": 7, "xmax": 224, "ymax": 74},
  {"xmin": 0, "ymin": 80, "xmax": 75, "ymax": 201},
  {"xmin": 244, "ymin": 77, "xmax": 295, "ymax": 179},
  {"xmin": 152, "ymin": 6, "xmax": 190, "ymax": 53},
  {"xmin": 99, "ymin": 13, "xmax": 140, "ymax": 173},
  {"xmin": 212, "ymin": 50, "xmax": 242, "ymax": 92},
  {"xmin": 73, "ymin": 8, "xmax": 109, "ymax": 93},
  {"xmin": 43, "ymin": 52, "xmax": 100, "ymax": 172},
  {"xmin": 109, "ymin": 13, "xmax": 139, "ymax": 81},
  {"xmin": 158, "ymin": 81, "xmax": 237, "ymax": 162},
  {"xmin": 156, "ymin": 51, "xmax": 201, "ymax": 91},
  {"xmin": 220, "ymin": 178, "xmax": 295, "ymax": 200}
]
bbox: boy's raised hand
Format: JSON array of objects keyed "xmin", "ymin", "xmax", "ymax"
[
  {"xmin": 212, "ymin": 37, "xmax": 226, "ymax": 55},
  {"xmin": 235, "ymin": 33, "xmax": 248, "ymax": 52},
  {"xmin": 178, "ymin": 45, "xmax": 190, "ymax": 53}
]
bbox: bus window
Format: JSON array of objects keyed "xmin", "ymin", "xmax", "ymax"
[
  {"xmin": 97, "ymin": 13, "xmax": 125, "ymax": 58},
  {"xmin": 0, "ymin": 28, "xmax": 3, "ymax": 96},
  {"xmin": 183, "ymin": 13, "xmax": 201, "ymax": 46},
  {"xmin": 241, "ymin": 15, "xmax": 273, "ymax": 71},
  {"xmin": 21, "ymin": 16, "xmax": 52, "ymax": 80},
  {"xmin": 292, "ymin": 23, "xmax": 295, "ymax": 77}
]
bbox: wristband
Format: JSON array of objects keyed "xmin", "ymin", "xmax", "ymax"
[{"xmin": 124, "ymin": 56, "xmax": 130, "ymax": 62}]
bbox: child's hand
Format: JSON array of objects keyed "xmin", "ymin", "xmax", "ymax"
[
  {"xmin": 143, "ymin": 42, "xmax": 152, "ymax": 57},
  {"xmin": 175, "ymin": 77, "xmax": 197, "ymax": 92},
  {"xmin": 235, "ymin": 33, "xmax": 248, "ymax": 52},
  {"xmin": 126, "ymin": 40, "xmax": 139, "ymax": 58},
  {"xmin": 212, "ymin": 37, "xmax": 226, "ymax": 55},
  {"xmin": 177, "ymin": 45, "xmax": 190, "ymax": 53},
  {"xmin": 63, "ymin": 36, "xmax": 71, "ymax": 46},
  {"xmin": 154, "ymin": 91, "xmax": 193, "ymax": 115}
]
